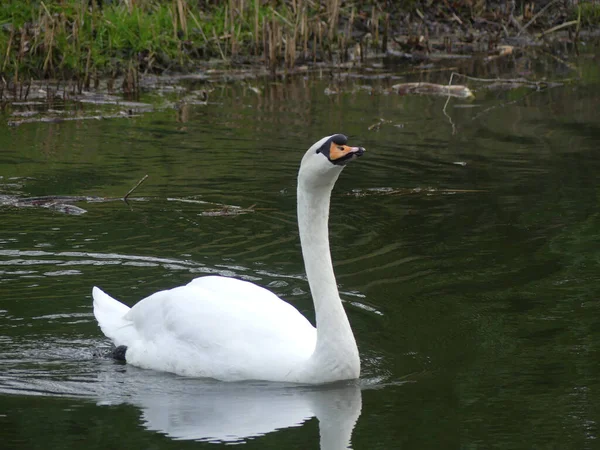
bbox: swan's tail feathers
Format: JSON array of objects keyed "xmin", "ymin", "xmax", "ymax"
[{"xmin": 92, "ymin": 287, "xmax": 136, "ymax": 347}]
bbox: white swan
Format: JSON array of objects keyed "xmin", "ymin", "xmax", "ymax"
[{"xmin": 92, "ymin": 134, "xmax": 365, "ymax": 384}]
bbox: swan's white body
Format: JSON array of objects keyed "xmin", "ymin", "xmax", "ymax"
[{"xmin": 93, "ymin": 134, "xmax": 364, "ymax": 384}]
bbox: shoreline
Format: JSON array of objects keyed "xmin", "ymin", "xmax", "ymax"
[{"xmin": 1, "ymin": 1, "xmax": 598, "ymax": 95}]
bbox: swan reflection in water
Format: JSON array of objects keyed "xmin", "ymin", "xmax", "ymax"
[{"xmin": 96, "ymin": 369, "xmax": 362, "ymax": 448}]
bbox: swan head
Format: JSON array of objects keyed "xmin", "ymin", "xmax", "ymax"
[{"xmin": 299, "ymin": 134, "xmax": 365, "ymax": 188}]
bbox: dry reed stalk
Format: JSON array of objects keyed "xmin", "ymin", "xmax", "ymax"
[
  {"xmin": 326, "ymin": 0, "xmax": 341, "ymax": 41},
  {"xmin": 73, "ymin": 15, "xmax": 80, "ymax": 50},
  {"xmin": 170, "ymin": 3, "xmax": 178, "ymax": 40},
  {"xmin": 222, "ymin": 3, "xmax": 229, "ymax": 58},
  {"xmin": 84, "ymin": 47, "xmax": 92, "ymax": 89},
  {"xmin": 262, "ymin": 15, "xmax": 267, "ymax": 62},
  {"xmin": 272, "ymin": 8, "xmax": 293, "ymax": 27},
  {"xmin": 89, "ymin": 0, "xmax": 97, "ymax": 35},
  {"xmin": 123, "ymin": 63, "xmax": 139, "ymax": 96},
  {"xmin": 301, "ymin": 2, "xmax": 308, "ymax": 60},
  {"xmin": 341, "ymin": 6, "xmax": 355, "ymax": 61},
  {"xmin": 268, "ymin": 20, "xmax": 275, "ymax": 70},
  {"xmin": 43, "ymin": 20, "xmax": 55, "ymax": 76},
  {"xmin": 76, "ymin": 2, "xmax": 84, "ymax": 49},
  {"xmin": 286, "ymin": 32, "xmax": 296, "ymax": 69},
  {"xmin": 382, "ymin": 12, "xmax": 389, "ymax": 52},
  {"xmin": 176, "ymin": 0, "xmax": 188, "ymax": 37},
  {"xmin": 287, "ymin": 2, "xmax": 300, "ymax": 68},
  {"xmin": 107, "ymin": 74, "xmax": 114, "ymax": 93},
  {"xmin": 231, "ymin": 23, "xmax": 237, "ymax": 57},
  {"xmin": 574, "ymin": 3, "xmax": 581, "ymax": 55},
  {"xmin": 372, "ymin": 6, "xmax": 379, "ymax": 49},
  {"xmin": 317, "ymin": 18, "xmax": 325, "ymax": 61},
  {"xmin": 277, "ymin": 20, "xmax": 282, "ymax": 68},
  {"xmin": 188, "ymin": 9, "xmax": 210, "ymax": 46},
  {"xmin": 40, "ymin": 1, "xmax": 52, "ymax": 18},
  {"xmin": 18, "ymin": 25, "xmax": 27, "ymax": 68},
  {"xmin": 229, "ymin": 0, "xmax": 236, "ymax": 57},
  {"xmin": 24, "ymin": 78, "xmax": 31, "ymax": 100},
  {"xmin": 2, "ymin": 27, "xmax": 14, "ymax": 72},
  {"xmin": 212, "ymin": 28, "xmax": 226, "ymax": 60},
  {"xmin": 254, "ymin": 0, "xmax": 259, "ymax": 54},
  {"xmin": 266, "ymin": 17, "xmax": 282, "ymax": 73},
  {"xmin": 312, "ymin": 20, "xmax": 317, "ymax": 62}
]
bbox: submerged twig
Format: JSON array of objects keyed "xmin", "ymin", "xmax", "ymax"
[
  {"xmin": 123, "ymin": 174, "xmax": 149, "ymax": 202},
  {"xmin": 442, "ymin": 71, "xmax": 459, "ymax": 135},
  {"xmin": 469, "ymin": 89, "xmax": 541, "ymax": 122}
]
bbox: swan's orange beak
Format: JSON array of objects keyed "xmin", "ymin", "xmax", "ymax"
[{"xmin": 329, "ymin": 143, "xmax": 365, "ymax": 165}]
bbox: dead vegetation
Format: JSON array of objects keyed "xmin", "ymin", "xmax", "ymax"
[{"xmin": 0, "ymin": 0, "xmax": 597, "ymax": 102}]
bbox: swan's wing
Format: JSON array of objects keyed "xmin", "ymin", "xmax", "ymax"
[{"xmin": 122, "ymin": 276, "xmax": 317, "ymax": 380}]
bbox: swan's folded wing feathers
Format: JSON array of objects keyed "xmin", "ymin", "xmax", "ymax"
[{"xmin": 121, "ymin": 276, "xmax": 317, "ymax": 379}]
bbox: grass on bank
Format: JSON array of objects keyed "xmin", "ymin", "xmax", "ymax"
[{"xmin": 0, "ymin": 0, "xmax": 393, "ymax": 93}]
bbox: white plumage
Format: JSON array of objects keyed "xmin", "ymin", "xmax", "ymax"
[{"xmin": 93, "ymin": 134, "xmax": 365, "ymax": 384}]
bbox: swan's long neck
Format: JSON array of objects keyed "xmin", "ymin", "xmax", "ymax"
[{"xmin": 297, "ymin": 174, "xmax": 360, "ymax": 382}]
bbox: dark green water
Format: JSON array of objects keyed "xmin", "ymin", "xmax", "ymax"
[{"xmin": 1, "ymin": 57, "xmax": 600, "ymax": 449}]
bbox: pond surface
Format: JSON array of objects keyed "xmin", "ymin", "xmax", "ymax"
[{"xmin": 1, "ymin": 54, "xmax": 600, "ymax": 449}]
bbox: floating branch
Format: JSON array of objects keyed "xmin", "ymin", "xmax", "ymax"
[
  {"xmin": 0, "ymin": 195, "xmax": 114, "ymax": 215},
  {"xmin": 200, "ymin": 203, "xmax": 256, "ymax": 217},
  {"xmin": 1, "ymin": 175, "xmax": 151, "ymax": 214},
  {"xmin": 348, "ymin": 187, "xmax": 487, "ymax": 197},
  {"xmin": 368, "ymin": 118, "xmax": 392, "ymax": 131},
  {"xmin": 168, "ymin": 197, "xmax": 266, "ymax": 216},
  {"xmin": 391, "ymin": 82, "xmax": 474, "ymax": 99}
]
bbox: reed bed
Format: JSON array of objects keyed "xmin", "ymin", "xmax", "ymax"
[
  {"xmin": 0, "ymin": 0, "xmax": 595, "ymax": 98},
  {"xmin": 0, "ymin": 0, "xmax": 393, "ymax": 94}
]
